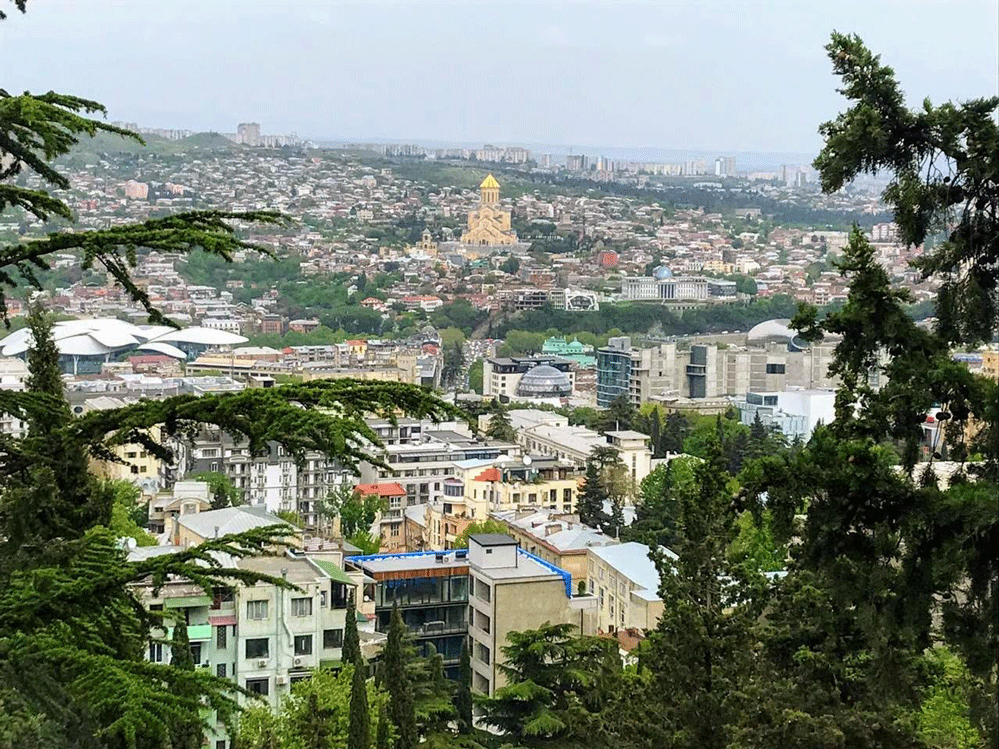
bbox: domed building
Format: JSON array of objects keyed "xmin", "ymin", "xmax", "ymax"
[
  {"xmin": 746, "ymin": 319, "xmax": 807, "ymax": 351},
  {"xmin": 460, "ymin": 174, "xmax": 519, "ymax": 246},
  {"xmin": 652, "ymin": 265, "xmax": 674, "ymax": 280},
  {"xmin": 515, "ymin": 364, "xmax": 573, "ymax": 399}
]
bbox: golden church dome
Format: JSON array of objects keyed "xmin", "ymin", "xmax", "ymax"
[{"xmin": 480, "ymin": 174, "xmax": 500, "ymax": 189}]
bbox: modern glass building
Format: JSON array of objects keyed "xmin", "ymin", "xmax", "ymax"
[
  {"xmin": 346, "ymin": 550, "xmax": 470, "ymax": 678},
  {"xmin": 596, "ymin": 336, "xmax": 633, "ymax": 407}
]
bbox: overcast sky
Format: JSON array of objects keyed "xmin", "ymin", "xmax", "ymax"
[{"xmin": 1, "ymin": 0, "xmax": 996, "ymax": 154}]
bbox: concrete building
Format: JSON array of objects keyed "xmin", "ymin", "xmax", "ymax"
[
  {"xmin": 170, "ymin": 505, "xmax": 299, "ymax": 549},
  {"xmin": 131, "ymin": 547, "xmax": 353, "ymax": 749},
  {"xmin": 586, "ymin": 542, "xmax": 667, "ymax": 634},
  {"xmin": 237, "ymin": 122, "xmax": 261, "ymax": 146},
  {"xmin": 0, "ymin": 357, "xmax": 29, "ymax": 439},
  {"xmin": 483, "ymin": 355, "xmax": 575, "ymax": 400},
  {"xmin": 493, "ymin": 508, "xmax": 616, "ymax": 589},
  {"xmin": 502, "ymin": 409, "xmax": 653, "ymax": 485},
  {"xmin": 597, "ymin": 323, "xmax": 839, "ymax": 408},
  {"xmin": 733, "ymin": 388, "xmax": 836, "ymax": 440},
  {"xmin": 467, "ymin": 534, "xmax": 595, "ymax": 696},
  {"xmin": 147, "ymin": 480, "xmax": 212, "ymax": 535}
]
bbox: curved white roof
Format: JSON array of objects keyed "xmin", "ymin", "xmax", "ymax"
[
  {"xmin": 136, "ymin": 342, "xmax": 188, "ymax": 359},
  {"xmin": 0, "ymin": 318, "xmax": 246, "ymax": 358},
  {"xmin": 747, "ymin": 318, "xmax": 796, "ymax": 342},
  {"xmin": 151, "ymin": 326, "xmax": 247, "ymax": 345},
  {"xmin": 53, "ymin": 334, "xmax": 117, "ymax": 356}
]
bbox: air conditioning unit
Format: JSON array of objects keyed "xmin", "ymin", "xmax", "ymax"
[
  {"xmin": 293, "ymin": 657, "xmax": 303, "ymax": 666},
  {"xmin": 275, "ymin": 674, "xmax": 288, "ymax": 685},
  {"xmin": 257, "ymin": 659, "xmax": 267, "ymax": 668}
]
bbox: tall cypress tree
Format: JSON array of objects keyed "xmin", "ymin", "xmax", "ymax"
[
  {"xmin": 383, "ymin": 605, "xmax": 417, "ymax": 749},
  {"xmin": 648, "ymin": 407, "xmax": 662, "ymax": 458},
  {"xmin": 375, "ymin": 704, "xmax": 390, "ymax": 749},
  {"xmin": 347, "ymin": 662, "xmax": 370, "ymax": 749},
  {"xmin": 343, "ymin": 590, "xmax": 362, "ymax": 668},
  {"xmin": 455, "ymin": 638, "xmax": 473, "ymax": 733},
  {"xmin": 168, "ymin": 621, "xmax": 203, "ymax": 749},
  {"xmin": 577, "ymin": 460, "xmax": 609, "ymax": 529}
]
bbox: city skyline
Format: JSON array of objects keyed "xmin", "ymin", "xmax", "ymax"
[{"xmin": 1, "ymin": 0, "xmax": 995, "ymax": 154}]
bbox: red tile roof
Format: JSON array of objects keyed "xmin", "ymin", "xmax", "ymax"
[
  {"xmin": 355, "ymin": 482, "xmax": 407, "ymax": 497},
  {"xmin": 473, "ymin": 467, "xmax": 502, "ymax": 482}
]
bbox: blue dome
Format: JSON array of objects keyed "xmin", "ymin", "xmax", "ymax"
[{"xmin": 653, "ymin": 265, "xmax": 673, "ymax": 280}]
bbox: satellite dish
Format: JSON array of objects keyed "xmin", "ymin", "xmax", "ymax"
[{"xmin": 522, "ymin": 455, "xmax": 533, "ymax": 466}]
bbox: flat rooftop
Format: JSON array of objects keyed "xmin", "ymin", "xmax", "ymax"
[{"xmin": 348, "ymin": 551, "xmax": 469, "ymax": 579}]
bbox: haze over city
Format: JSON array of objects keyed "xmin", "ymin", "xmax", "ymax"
[{"xmin": 1, "ymin": 0, "xmax": 996, "ymax": 154}]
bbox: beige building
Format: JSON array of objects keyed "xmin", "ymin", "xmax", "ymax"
[
  {"xmin": 425, "ymin": 456, "xmax": 581, "ymax": 550},
  {"xmin": 460, "ymin": 174, "xmax": 518, "ymax": 246},
  {"xmin": 586, "ymin": 542, "xmax": 666, "ymax": 634},
  {"xmin": 493, "ymin": 508, "xmax": 616, "ymax": 589},
  {"xmin": 147, "ymin": 480, "xmax": 212, "ymax": 535},
  {"xmin": 83, "ymin": 395, "xmax": 165, "ymax": 494},
  {"xmin": 467, "ymin": 535, "xmax": 596, "ymax": 696},
  {"xmin": 982, "ymin": 349, "xmax": 998, "ymax": 382}
]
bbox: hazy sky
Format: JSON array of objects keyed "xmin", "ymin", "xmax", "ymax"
[{"xmin": 2, "ymin": 0, "xmax": 996, "ymax": 154}]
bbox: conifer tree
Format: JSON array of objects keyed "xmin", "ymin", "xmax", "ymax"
[
  {"xmin": 342, "ymin": 590, "xmax": 362, "ymax": 668},
  {"xmin": 576, "ymin": 460, "xmax": 608, "ymax": 529},
  {"xmin": 347, "ymin": 663, "xmax": 370, "ymax": 749},
  {"xmin": 375, "ymin": 704, "xmax": 391, "ymax": 749},
  {"xmin": 644, "ymin": 432, "xmax": 764, "ymax": 749},
  {"xmin": 455, "ymin": 638, "xmax": 473, "ymax": 734},
  {"xmin": 484, "ymin": 409, "xmax": 516, "ymax": 442},
  {"xmin": 383, "ymin": 605, "xmax": 417, "ymax": 749},
  {"xmin": 168, "ymin": 621, "xmax": 204, "ymax": 749}
]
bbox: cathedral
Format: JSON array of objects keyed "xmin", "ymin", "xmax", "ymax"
[{"xmin": 460, "ymin": 174, "xmax": 518, "ymax": 246}]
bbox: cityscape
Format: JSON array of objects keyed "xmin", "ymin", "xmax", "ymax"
[{"xmin": 0, "ymin": 2, "xmax": 996, "ymax": 749}]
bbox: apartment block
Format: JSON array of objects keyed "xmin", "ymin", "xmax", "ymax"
[
  {"xmin": 586, "ymin": 542, "xmax": 666, "ymax": 634},
  {"xmin": 130, "ymin": 547, "xmax": 353, "ymax": 749},
  {"xmin": 467, "ymin": 535, "xmax": 596, "ymax": 696},
  {"xmin": 345, "ymin": 550, "xmax": 470, "ymax": 677}
]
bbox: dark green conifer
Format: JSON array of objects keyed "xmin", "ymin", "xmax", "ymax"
[{"xmin": 347, "ymin": 662, "xmax": 370, "ymax": 749}]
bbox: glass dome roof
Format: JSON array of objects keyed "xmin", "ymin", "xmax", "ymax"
[
  {"xmin": 516, "ymin": 365, "xmax": 572, "ymax": 397},
  {"xmin": 653, "ymin": 265, "xmax": 674, "ymax": 280}
]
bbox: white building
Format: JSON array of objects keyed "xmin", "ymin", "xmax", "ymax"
[
  {"xmin": 0, "ymin": 357, "xmax": 29, "ymax": 439},
  {"xmin": 733, "ymin": 388, "xmax": 836, "ymax": 440}
]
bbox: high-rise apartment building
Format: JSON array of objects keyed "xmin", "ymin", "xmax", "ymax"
[{"xmin": 237, "ymin": 122, "xmax": 261, "ymax": 146}]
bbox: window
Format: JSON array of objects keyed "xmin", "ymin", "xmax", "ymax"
[
  {"xmin": 291, "ymin": 597, "xmax": 313, "ymax": 617},
  {"xmin": 323, "ymin": 628, "xmax": 344, "ymax": 649},
  {"xmin": 294, "ymin": 635, "xmax": 313, "ymax": 656},
  {"xmin": 765, "ymin": 363, "xmax": 786, "ymax": 374},
  {"xmin": 246, "ymin": 600, "xmax": 268, "ymax": 620},
  {"xmin": 245, "ymin": 638, "xmax": 269, "ymax": 659},
  {"xmin": 216, "ymin": 625, "xmax": 227, "ymax": 649},
  {"xmin": 149, "ymin": 642, "xmax": 163, "ymax": 663},
  {"xmin": 245, "ymin": 678, "xmax": 269, "ymax": 696},
  {"xmin": 216, "ymin": 663, "xmax": 226, "ymax": 678},
  {"xmin": 476, "ymin": 642, "xmax": 491, "ymax": 665}
]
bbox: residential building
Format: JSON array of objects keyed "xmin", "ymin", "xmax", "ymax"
[
  {"xmin": 502, "ymin": 409, "xmax": 653, "ymax": 484},
  {"xmin": 345, "ymin": 549, "xmax": 470, "ymax": 678},
  {"xmin": 586, "ymin": 542, "xmax": 667, "ymax": 633},
  {"xmin": 130, "ymin": 547, "xmax": 353, "ymax": 749},
  {"xmin": 467, "ymin": 534, "xmax": 596, "ymax": 696},
  {"xmin": 147, "ymin": 480, "xmax": 212, "ymax": 535},
  {"xmin": 493, "ymin": 508, "xmax": 616, "ymax": 589},
  {"xmin": 170, "ymin": 505, "xmax": 300, "ymax": 549},
  {"xmin": 0, "ymin": 356, "xmax": 29, "ymax": 439}
]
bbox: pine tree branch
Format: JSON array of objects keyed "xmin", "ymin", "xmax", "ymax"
[{"xmin": 0, "ymin": 210, "xmax": 285, "ymax": 326}]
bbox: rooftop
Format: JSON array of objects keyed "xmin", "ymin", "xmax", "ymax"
[{"xmin": 589, "ymin": 542, "xmax": 674, "ymax": 597}]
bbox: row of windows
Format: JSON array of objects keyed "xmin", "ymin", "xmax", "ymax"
[
  {"xmin": 246, "ymin": 595, "xmax": 322, "ymax": 620},
  {"xmin": 244, "ymin": 629, "xmax": 343, "ymax": 659}
]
